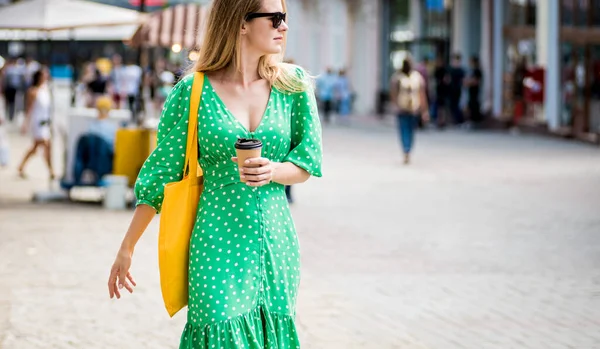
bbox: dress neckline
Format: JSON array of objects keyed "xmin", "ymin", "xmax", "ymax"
[{"xmin": 204, "ymin": 76, "xmax": 273, "ymax": 135}]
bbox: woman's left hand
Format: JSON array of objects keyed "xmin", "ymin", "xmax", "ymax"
[{"xmin": 231, "ymin": 157, "xmax": 276, "ymax": 187}]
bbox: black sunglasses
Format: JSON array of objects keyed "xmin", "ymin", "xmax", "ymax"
[{"xmin": 245, "ymin": 12, "xmax": 286, "ymax": 29}]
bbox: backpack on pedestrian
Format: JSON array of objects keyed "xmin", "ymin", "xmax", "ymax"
[{"xmin": 397, "ymin": 70, "xmax": 423, "ymax": 114}]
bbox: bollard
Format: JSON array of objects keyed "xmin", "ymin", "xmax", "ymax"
[{"xmin": 103, "ymin": 175, "xmax": 129, "ymax": 210}]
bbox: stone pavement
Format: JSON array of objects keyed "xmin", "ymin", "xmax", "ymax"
[{"xmin": 1, "ymin": 120, "xmax": 600, "ymax": 349}]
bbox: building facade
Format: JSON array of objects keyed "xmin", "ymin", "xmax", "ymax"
[
  {"xmin": 498, "ymin": 0, "xmax": 600, "ymax": 142},
  {"xmin": 284, "ymin": 0, "xmax": 380, "ymax": 115},
  {"xmin": 3, "ymin": 0, "xmax": 599, "ymax": 143},
  {"xmin": 375, "ymin": 0, "xmax": 599, "ymax": 143}
]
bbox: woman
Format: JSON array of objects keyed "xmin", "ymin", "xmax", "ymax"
[
  {"xmin": 390, "ymin": 58, "xmax": 429, "ymax": 164},
  {"xmin": 107, "ymin": 0, "xmax": 323, "ymax": 348},
  {"xmin": 18, "ymin": 68, "xmax": 54, "ymax": 179}
]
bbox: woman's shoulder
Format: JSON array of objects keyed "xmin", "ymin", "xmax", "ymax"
[
  {"xmin": 174, "ymin": 73, "xmax": 196, "ymax": 91},
  {"xmin": 27, "ymin": 86, "xmax": 39, "ymax": 96},
  {"xmin": 275, "ymin": 63, "xmax": 314, "ymax": 95},
  {"xmin": 279, "ymin": 63, "xmax": 310, "ymax": 80}
]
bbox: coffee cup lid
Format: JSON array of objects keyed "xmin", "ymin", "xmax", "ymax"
[{"xmin": 235, "ymin": 138, "xmax": 263, "ymax": 150}]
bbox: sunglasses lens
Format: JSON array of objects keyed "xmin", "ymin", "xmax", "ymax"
[{"xmin": 272, "ymin": 13, "xmax": 285, "ymax": 28}]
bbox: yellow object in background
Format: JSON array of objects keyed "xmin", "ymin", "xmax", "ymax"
[{"xmin": 113, "ymin": 128, "xmax": 157, "ymax": 187}]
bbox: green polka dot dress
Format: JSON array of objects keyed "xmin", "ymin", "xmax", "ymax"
[{"xmin": 134, "ymin": 67, "xmax": 323, "ymax": 349}]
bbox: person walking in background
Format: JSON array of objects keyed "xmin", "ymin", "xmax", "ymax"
[
  {"xmin": 17, "ymin": 67, "xmax": 55, "ymax": 180},
  {"xmin": 147, "ymin": 58, "xmax": 168, "ymax": 114},
  {"xmin": 316, "ymin": 67, "xmax": 337, "ymax": 124},
  {"xmin": 77, "ymin": 62, "xmax": 96, "ymax": 107},
  {"xmin": 0, "ymin": 102, "xmax": 9, "ymax": 167},
  {"xmin": 107, "ymin": 0, "xmax": 323, "ymax": 347},
  {"xmin": 108, "ymin": 54, "xmax": 125, "ymax": 109},
  {"xmin": 24, "ymin": 56, "xmax": 41, "ymax": 90},
  {"xmin": 512, "ymin": 56, "xmax": 528, "ymax": 122},
  {"xmin": 121, "ymin": 58, "xmax": 143, "ymax": 125},
  {"xmin": 1, "ymin": 57, "xmax": 24, "ymax": 123},
  {"xmin": 156, "ymin": 70, "xmax": 175, "ymax": 109},
  {"xmin": 431, "ymin": 55, "xmax": 449, "ymax": 128},
  {"xmin": 448, "ymin": 53, "xmax": 465, "ymax": 126},
  {"xmin": 390, "ymin": 57, "xmax": 429, "ymax": 165},
  {"xmin": 465, "ymin": 55, "xmax": 483, "ymax": 127},
  {"xmin": 415, "ymin": 57, "xmax": 430, "ymax": 129},
  {"xmin": 335, "ymin": 68, "xmax": 353, "ymax": 123}
]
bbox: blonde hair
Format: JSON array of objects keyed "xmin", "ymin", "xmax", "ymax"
[
  {"xmin": 95, "ymin": 95, "xmax": 112, "ymax": 111},
  {"xmin": 189, "ymin": 0, "xmax": 310, "ymax": 93}
]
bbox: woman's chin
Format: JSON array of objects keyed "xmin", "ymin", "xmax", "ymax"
[{"xmin": 267, "ymin": 45, "xmax": 283, "ymax": 55}]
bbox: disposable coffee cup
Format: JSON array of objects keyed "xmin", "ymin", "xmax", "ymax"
[{"xmin": 234, "ymin": 138, "xmax": 263, "ymax": 182}]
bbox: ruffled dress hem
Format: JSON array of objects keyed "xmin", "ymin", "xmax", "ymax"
[{"xmin": 180, "ymin": 305, "xmax": 301, "ymax": 349}]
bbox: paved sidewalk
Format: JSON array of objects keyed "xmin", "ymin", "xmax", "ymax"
[{"xmin": 1, "ymin": 124, "xmax": 600, "ymax": 349}]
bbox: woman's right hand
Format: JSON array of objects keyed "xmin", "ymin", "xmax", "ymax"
[{"xmin": 108, "ymin": 248, "xmax": 137, "ymax": 299}]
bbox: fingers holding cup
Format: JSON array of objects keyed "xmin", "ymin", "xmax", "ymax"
[{"xmin": 234, "ymin": 138, "xmax": 262, "ymax": 182}]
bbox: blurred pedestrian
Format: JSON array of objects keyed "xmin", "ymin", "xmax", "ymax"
[
  {"xmin": 0, "ymin": 108, "xmax": 9, "ymax": 167},
  {"xmin": 316, "ymin": 67, "xmax": 337, "ymax": 124},
  {"xmin": 86, "ymin": 68, "xmax": 108, "ymax": 108},
  {"xmin": 2, "ymin": 57, "xmax": 24, "ymax": 122},
  {"xmin": 108, "ymin": 2, "xmax": 323, "ymax": 349},
  {"xmin": 122, "ymin": 58, "xmax": 143, "ymax": 124},
  {"xmin": 465, "ymin": 55, "xmax": 483, "ymax": 126},
  {"xmin": 512, "ymin": 56, "xmax": 528, "ymax": 121},
  {"xmin": 390, "ymin": 57, "xmax": 429, "ymax": 164},
  {"xmin": 448, "ymin": 53, "xmax": 466, "ymax": 125},
  {"xmin": 17, "ymin": 67, "xmax": 55, "ymax": 180},
  {"xmin": 335, "ymin": 68, "xmax": 353, "ymax": 123},
  {"xmin": 148, "ymin": 58, "xmax": 168, "ymax": 113},
  {"xmin": 157, "ymin": 70, "xmax": 175, "ymax": 108},
  {"xmin": 108, "ymin": 54, "xmax": 125, "ymax": 109},
  {"xmin": 24, "ymin": 56, "xmax": 41, "ymax": 89},
  {"xmin": 431, "ymin": 55, "xmax": 449, "ymax": 128},
  {"xmin": 415, "ymin": 57, "xmax": 431, "ymax": 129}
]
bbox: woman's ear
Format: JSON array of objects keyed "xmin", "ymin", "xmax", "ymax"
[{"xmin": 241, "ymin": 21, "xmax": 248, "ymax": 35}]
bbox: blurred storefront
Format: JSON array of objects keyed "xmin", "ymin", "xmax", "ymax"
[
  {"xmin": 378, "ymin": 0, "xmax": 486, "ymax": 114},
  {"xmin": 377, "ymin": 0, "xmax": 600, "ymax": 143},
  {"xmin": 500, "ymin": 0, "xmax": 600, "ymax": 143},
  {"xmin": 386, "ymin": 0, "xmax": 452, "ymax": 68}
]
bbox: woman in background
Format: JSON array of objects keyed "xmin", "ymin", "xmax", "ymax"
[
  {"xmin": 390, "ymin": 58, "xmax": 429, "ymax": 164},
  {"xmin": 18, "ymin": 67, "xmax": 55, "ymax": 179}
]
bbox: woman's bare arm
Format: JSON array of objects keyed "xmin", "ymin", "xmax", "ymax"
[
  {"xmin": 118, "ymin": 204, "xmax": 157, "ymax": 255},
  {"xmin": 272, "ymin": 161, "xmax": 310, "ymax": 185}
]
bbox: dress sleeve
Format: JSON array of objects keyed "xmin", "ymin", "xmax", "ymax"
[
  {"xmin": 283, "ymin": 68, "xmax": 323, "ymax": 178},
  {"xmin": 134, "ymin": 75, "xmax": 193, "ymax": 213}
]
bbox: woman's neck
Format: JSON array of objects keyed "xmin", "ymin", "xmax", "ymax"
[{"xmin": 217, "ymin": 51, "xmax": 263, "ymax": 87}]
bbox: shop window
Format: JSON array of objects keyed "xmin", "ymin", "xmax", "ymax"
[
  {"xmin": 593, "ymin": 1, "xmax": 600, "ymax": 25},
  {"xmin": 506, "ymin": 0, "xmax": 536, "ymax": 26},
  {"xmin": 562, "ymin": 0, "xmax": 593, "ymax": 27}
]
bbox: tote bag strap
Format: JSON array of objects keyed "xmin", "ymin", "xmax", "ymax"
[{"xmin": 183, "ymin": 72, "xmax": 204, "ymax": 179}]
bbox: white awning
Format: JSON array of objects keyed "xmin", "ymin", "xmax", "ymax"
[
  {"xmin": 0, "ymin": 0, "xmax": 144, "ymax": 31},
  {"xmin": 0, "ymin": 25, "xmax": 139, "ymax": 41}
]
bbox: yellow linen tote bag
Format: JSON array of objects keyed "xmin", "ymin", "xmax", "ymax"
[{"xmin": 158, "ymin": 72, "xmax": 204, "ymax": 317}]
